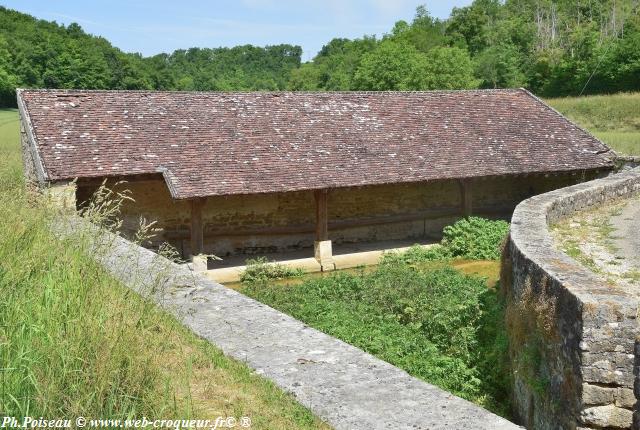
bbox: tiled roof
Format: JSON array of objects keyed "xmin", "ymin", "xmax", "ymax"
[{"xmin": 18, "ymin": 89, "xmax": 615, "ymax": 199}]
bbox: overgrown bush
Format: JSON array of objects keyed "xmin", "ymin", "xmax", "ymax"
[
  {"xmin": 240, "ymin": 257, "xmax": 305, "ymax": 285},
  {"xmin": 241, "ymin": 261, "xmax": 510, "ymax": 414},
  {"xmin": 382, "ymin": 217, "xmax": 509, "ymax": 265},
  {"xmin": 442, "ymin": 217, "xmax": 509, "ymax": 260}
]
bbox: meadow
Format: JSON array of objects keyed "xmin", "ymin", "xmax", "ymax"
[
  {"xmin": 547, "ymin": 92, "xmax": 640, "ymax": 156},
  {"xmin": 0, "ymin": 108, "xmax": 328, "ymax": 429}
]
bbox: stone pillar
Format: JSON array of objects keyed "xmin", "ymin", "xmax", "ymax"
[
  {"xmin": 190, "ymin": 197, "xmax": 206, "ymax": 271},
  {"xmin": 314, "ymin": 240, "xmax": 334, "ymax": 271},
  {"xmin": 45, "ymin": 181, "xmax": 77, "ymax": 211},
  {"xmin": 314, "ymin": 189, "xmax": 335, "ymax": 271},
  {"xmin": 191, "ymin": 254, "xmax": 208, "ymax": 272}
]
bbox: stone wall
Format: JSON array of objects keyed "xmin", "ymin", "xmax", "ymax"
[
  {"xmin": 53, "ymin": 215, "xmax": 522, "ymax": 430},
  {"xmin": 503, "ymin": 167, "xmax": 640, "ymax": 429},
  {"xmin": 619, "ymin": 156, "xmax": 640, "ymax": 171},
  {"xmin": 77, "ymin": 172, "xmax": 591, "ymax": 258}
]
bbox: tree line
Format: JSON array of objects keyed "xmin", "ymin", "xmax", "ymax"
[{"xmin": 1, "ymin": 0, "xmax": 639, "ymax": 107}]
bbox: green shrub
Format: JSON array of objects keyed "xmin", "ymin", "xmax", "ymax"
[
  {"xmin": 381, "ymin": 217, "xmax": 510, "ymax": 265},
  {"xmin": 442, "ymin": 217, "xmax": 510, "ymax": 260},
  {"xmin": 381, "ymin": 243, "xmax": 452, "ymax": 265},
  {"xmin": 240, "ymin": 257, "xmax": 305, "ymax": 284},
  {"xmin": 241, "ymin": 262, "xmax": 510, "ymax": 413}
]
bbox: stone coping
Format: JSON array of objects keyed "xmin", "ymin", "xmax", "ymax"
[
  {"xmin": 57, "ymin": 217, "xmax": 520, "ymax": 430},
  {"xmin": 510, "ymin": 168, "xmax": 640, "ymax": 305}
]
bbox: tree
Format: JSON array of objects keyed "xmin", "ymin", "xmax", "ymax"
[
  {"xmin": 302, "ymin": 37, "xmax": 378, "ymax": 90},
  {"xmin": 353, "ymin": 41, "xmax": 426, "ymax": 90},
  {"xmin": 475, "ymin": 43, "xmax": 527, "ymax": 88},
  {"xmin": 420, "ymin": 47, "xmax": 480, "ymax": 90},
  {"xmin": 0, "ymin": 36, "xmax": 17, "ymax": 105},
  {"xmin": 447, "ymin": 0, "xmax": 501, "ymax": 54},
  {"xmin": 388, "ymin": 8, "xmax": 448, "ymax": 53},
  {"xmin": 288, "ymin": 63, "xmax": 323, "ymax": 90}
]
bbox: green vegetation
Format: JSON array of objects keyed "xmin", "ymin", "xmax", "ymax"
[
  {"xmin": 382, "ymin": 217, "xmax": 509, "ymax": 265},
  {"xmin": 240, "ymin": 257, "xmax": 305, "ymax": 284},
  {"xmin": 442, "ymin": 217, "xmax": 510, "ymax": 260},
  {"xmin": 2, "ymin": 1, "xmax": 640, "ymax": 105},
  {"xmin": 0, "ymin": 7, "xmax": 301, "ymax": 105},
  {"xmin": 352, "ymin": 41, "xmax": 478, "ymax": 91},
  {"xmin": 0, "ymin": 109, "xmax": 328, "ymax": 428},
  {"xmin": 592, "ymin": 131, "xmax": 640, "ymax": 156},
  {"xmin": 241, "ymin": 218, "xmax": 512, "ymax": 416},
  {"xmin": 547, "ymin": 92, "xmax": 640, "ymax": 155},
  {"xmin": 289, "ymin": 1, "xmax": 640, "ymax": 96}
]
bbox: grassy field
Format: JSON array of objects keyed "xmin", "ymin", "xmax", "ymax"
[
  {"xmin": 0, "ymin": 109, "xmax": 329, "ymax": 428},
  {"xmin": 547, "ymin": 92, "xmax": 640, "ymax": 156}
]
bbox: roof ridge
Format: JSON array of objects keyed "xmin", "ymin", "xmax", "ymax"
[{"xmin": 17, "ymin": 88, "xmax": 525, "ymax": 96}]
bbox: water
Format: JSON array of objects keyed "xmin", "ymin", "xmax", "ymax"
[{"xmin": 225, "ymin": 259, "xmax": 500, "ymax": 290}]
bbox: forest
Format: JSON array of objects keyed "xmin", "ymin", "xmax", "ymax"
[{"xmin": 1, "ymin": 0, "xmax": 639, "ymax": 107}]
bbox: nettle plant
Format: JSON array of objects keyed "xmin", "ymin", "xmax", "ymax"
[
  {"xmin": 382, "ymin": 217, "xmax": 510, "ymax": 264},
  {"xmin": 442, "ymin": 217, "xmax": 510, "ymax": 261}
]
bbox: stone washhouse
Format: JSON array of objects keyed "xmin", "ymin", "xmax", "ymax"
[{"xmin": 18, "ymin": 89, "xmax": 615, "ymax": 270}]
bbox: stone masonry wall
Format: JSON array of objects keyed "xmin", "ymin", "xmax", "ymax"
[
  {"xmin": 77, "ymin": 172, "xmax": 589, "ymax": 258},
  {"xmin": 504, "ymin": 167, "xmax": 640, "ymax": 429}
]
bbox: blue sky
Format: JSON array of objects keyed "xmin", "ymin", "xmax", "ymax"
[{"xmin": 4, "ymin": 1, "xmax": 473, "ymax": 60}]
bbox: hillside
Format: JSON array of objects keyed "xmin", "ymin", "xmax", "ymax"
[
  {"xmin": 0, "ymin": 6, "xmax": 301, "ymax": 106},
  {"xmin": 548, "ymin": 92, "xmax": 640, "ymax": 155}
]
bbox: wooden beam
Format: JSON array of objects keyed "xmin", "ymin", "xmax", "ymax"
[
  {"xmin": 314, "ymin": 189, "xmax": 329, "ymax": 241},
  {"xmin": 190, "ymin": 198, "xmax": 206, "ymax": 256},
  {"xmin": 163, "ymin": 203, "xmax": 516, "ymax": 241},
  {"xmin": 459, "ymin": 179, "xmax": 473, "ymax": 217},
  {"xmin": 76, "ymin": 173, "xmax": 165, "ymax": 187}
]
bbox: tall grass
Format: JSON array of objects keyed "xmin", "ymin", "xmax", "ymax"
[
  {"xmin": 547, "ymin": 92, "xmax": 640, "ymax": 155},
  {"xmin": 592, "ymin": 131, "xmax": 640, "ymax": 157},
  {"xmin": 0, "ymin": 109, "xmax": 328, "ymax": 429}
]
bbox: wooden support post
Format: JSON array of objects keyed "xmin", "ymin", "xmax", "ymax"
[
  {"xmin": 459, "ymin": 179, "xmax": 473, "ymax": 217},
  {"xmin": 313, "ymin": 189, "xmax": 334, "ymax": 271},
  {"xmin": 314, "ymin": 189, "xmax": 329, "ymax": 241},
  {"xmin": 190, "ymin": 197, "xmax": 206, "ymax": 259}
]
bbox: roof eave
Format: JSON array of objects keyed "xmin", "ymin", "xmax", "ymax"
[{"xmin": 16, "ymin": 88, "xmax": 49, "ymax": 185}]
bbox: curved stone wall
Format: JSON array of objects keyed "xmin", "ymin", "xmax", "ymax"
[{"xmin": 504, "ymin": 168, "xmax": 640, "ymax": 429}]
